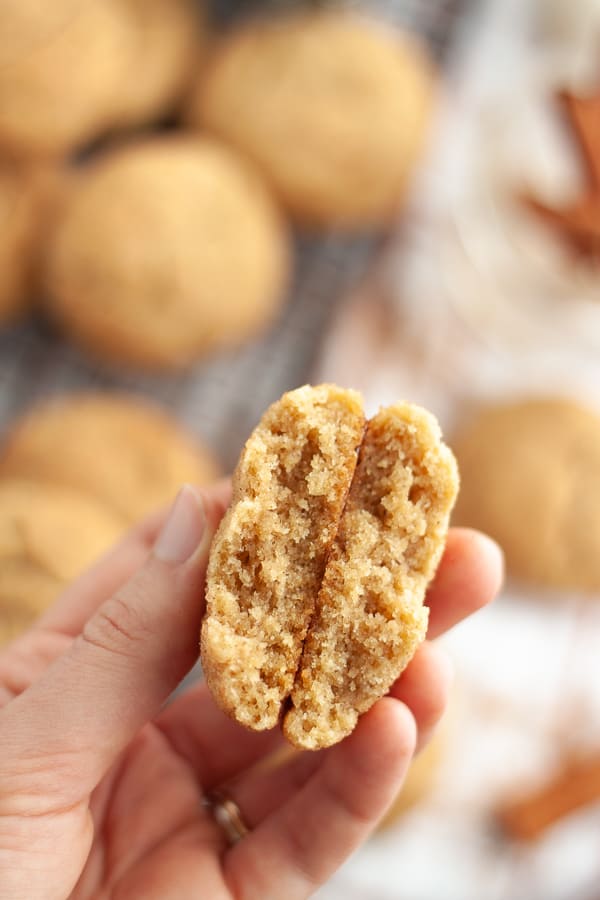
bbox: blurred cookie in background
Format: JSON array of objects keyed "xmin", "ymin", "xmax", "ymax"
[
  {"xmin": 0, "ymin": 0, "xmax": 131, "ymax": 158},
  {"xmin": 0, "ymin": 480, "xmax": 123, "ymax": 646},
  {"xmin": 44, "ymin": 137, "xmax": 290, "ymax": 370},
  {"xmin": 190, "ymin": 12, "xmax": 435, "ymax": 230},
  {"xmin": 0, "ymin": 393, "xmax": 221, "ymax": 523},
  {"xmin": 110, "ymin": 0, "xmax": 204, "ymax": 131},
  {"xmin": 0, "ymin": 0, "xmax": 88, "ymax": 66},
  {"xmin": 452, "ymin": 397, "xmax": 600, "ymax": 592},
  {"xmin": 0, "ymin": 0, "xmax": 206, "ymax": 160}
]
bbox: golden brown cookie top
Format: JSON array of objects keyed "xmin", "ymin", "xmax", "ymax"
[
  {"xmin": 191, "ymin": 12, "xmax": 435, "ymax": 228},
  {"xmin": 0, "ymin": 1, "xmax": 131, "ymax": 158},
  {"xmin": 0, "ymin": 393, "xmax": 221, "ymax": 523},
  {"xmin": 110, "ymin": 0, "xmax": 203, "ymax": 128},
  {"xmin": 44, "ymin": 136, "xmax": 290, "ymax": 369},
  {"xmin": 453, "ymin": 397, "xmax": 600, "ymax": 592},
  {"xmin": 0, "ymin": 479, "xmax": 123, "ymax": 645}
]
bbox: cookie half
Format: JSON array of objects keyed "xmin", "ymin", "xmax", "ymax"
[
  {"xmin": 284, "ymin": 403, "xmax": 457, "ymax": 748},
  {"xmin": 202, "ymin": 386, "xmax": 458, "ymax": 749},
  {"xmin": 202, "ymin": 385, "xmax": 365, "ymax": 732}
]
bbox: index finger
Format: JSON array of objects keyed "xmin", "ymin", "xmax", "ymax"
[
  {"xmin": 425, "ymin": 527, "xmax": 503, "ymax": 640},
  {"xmin": 223, "ymin": 699, "xmax": 417, "ymax": 899},
  {"xmin": 36, "ymin": 479, "xmax": 232, "ymax": 637}
]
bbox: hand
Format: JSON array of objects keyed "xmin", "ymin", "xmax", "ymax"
[{"xmin": 0, "ymin": 482, "xmax": 502, "ymax": 900}]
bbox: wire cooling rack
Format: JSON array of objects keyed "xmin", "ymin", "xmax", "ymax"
[{"xmin": 0, "ymin": 0, "xmax": 470, "ymax": 471}]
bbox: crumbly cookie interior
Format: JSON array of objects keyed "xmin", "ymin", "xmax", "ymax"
[
  {"xmin": 202, "ymin": 385, "xmax": 365, "ymax": 730},
  {"xmin": 202, "ymin": 387, "xmax": 458, "ymax": 748},
  {"xmin": 283, "ymin": 403, "xmax": 458, "ymax": 749}
]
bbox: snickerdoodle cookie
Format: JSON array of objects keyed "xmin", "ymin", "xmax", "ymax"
[
  {"xmin": 0, "ymin": 0, "xmax": 130, "ymax": 158},
  {"xmin": 202, "ymin": 385, "xmax": 458, "ymax": 749},
  {"xmin": 0, "ymin": 393, "xmax": 220, "ymax": 523},
  {"xmin": 44, "ymin": 137, "xmax": 290, "ymax": 369},
  {"xmin": 111, "ymin": 0, "xmax": 203, "ymax": 129},
  {"xmin": 190, "ymin": 13, "xmax": 435, "ymax": 229},
  {"xmin": 0, "ymin": 480, "xmax": 123, "ymax": 645},
  {"xmin": 453, "ymin": 397, "xmax": 600, "ymax": 591}
]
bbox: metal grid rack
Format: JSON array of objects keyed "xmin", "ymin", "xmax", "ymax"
[{"xmin": 0, "ymin": 0, "xmax": 468, "ymax": 470}]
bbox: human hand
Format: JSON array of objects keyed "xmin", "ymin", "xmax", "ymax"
[{"xmin": 0, "ymin": 482, "xmax": 502, "ymax": 900}]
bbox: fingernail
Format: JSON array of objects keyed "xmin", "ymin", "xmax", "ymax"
[{"xmin": 154, "ymin": 484, "xmax": 206, "ymax": 564}]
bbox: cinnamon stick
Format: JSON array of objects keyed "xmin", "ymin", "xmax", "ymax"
[{"xmin": 497, "ymin": 753, "xmax": 600, "ymax": 841}]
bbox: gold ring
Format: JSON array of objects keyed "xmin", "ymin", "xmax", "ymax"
[{"xmin": 204, "ymin": 790, "xmax": 250, "ymax": 845}]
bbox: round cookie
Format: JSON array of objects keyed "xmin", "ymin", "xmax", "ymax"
[
  {"xmin": 0, "ymin": 0, "xmax": 130, "ymax": 158},
  {"xmin": 44, "ymin": 137, "xmax": 290, "ymax": 369},
  {"xmin": 0, "ymin": 393, "xmax": 221, "ymax": 523},
  {"xmin": 110, "ymin": 0, "xmax": 203, "ymax": 129},
  {"xmin": 452, "ymin": 397, "xmax": 600, "ymax": 592},
  {"xmin": 189, "ymin": 12, "xmax": 435, "ymax": 230},
  {"xmin": 0, "ymin": 480, "xmax": 123, "ymax": 646}
]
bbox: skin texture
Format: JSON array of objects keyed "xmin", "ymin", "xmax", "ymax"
[{"xmin": 0, "ymin": 480, "xmax": 502, "ymax": 900}]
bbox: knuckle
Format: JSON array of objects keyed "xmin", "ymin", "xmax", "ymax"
[
  {"xmin": 0, "ymin": 744, "xmax": 84, "ymax": 816},
  {"xmin": 81, "ymin": 589, "xmax": 152, "ymax": 659}
]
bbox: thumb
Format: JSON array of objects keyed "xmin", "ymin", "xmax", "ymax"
[{"xmin": 0, "ymin": 484, "xmax": 219, "ymax": 814}]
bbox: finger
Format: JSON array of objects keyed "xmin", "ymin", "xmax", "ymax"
[
  {"xmin": 158, "ymin": 640, "xmax": 450, "ymax": 790},
  {"xmin": 388, "ymin": 640, "xmax": 453, "ymax": 751},
  {"xmin": 157, "ymin": 681, "xmax": 287, "ymax": 788},
  {"xmin": 223, "ymin": 747, "xmax": 319, "ymax": 831},
  {"xmin": 37, "ymin": 479, "xmax": 232, "ymax": 637},
  {"xmin": 158, "ymin": 527, "xmax": 492, "ymax": 789},
  {"xmin": 0, "ymin": 485, "xmax": 228, "ymax": 816},
  {"xmin": 224, "ymin": 698, "xmax": 416, "ymax": 900},
  {"xmin": 426, "ymin": 528, "xmax": 503, "ymax": 640},
  {"xmin": 220, "ymin": 642, "xmax": 452, "ymax": 828},
  {"xmin": 0, "ymin": 630, "xmax": 72, "ymax": 706},
  {"xmin": 33, "ymin": 510, "xmax": 165, "ymax": 637}
]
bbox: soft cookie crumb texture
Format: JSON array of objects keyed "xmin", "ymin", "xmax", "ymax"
[
  {"xmin": 201, "ymin": 386, "xmax": 458, "ymax": 748},
  {"xmin": 284, "ymin": 404, "xmax": 458, "ymax": 749},
  {"xmin": 202, "ymin": 385, "xmax": 365, "ymax": 730}
]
